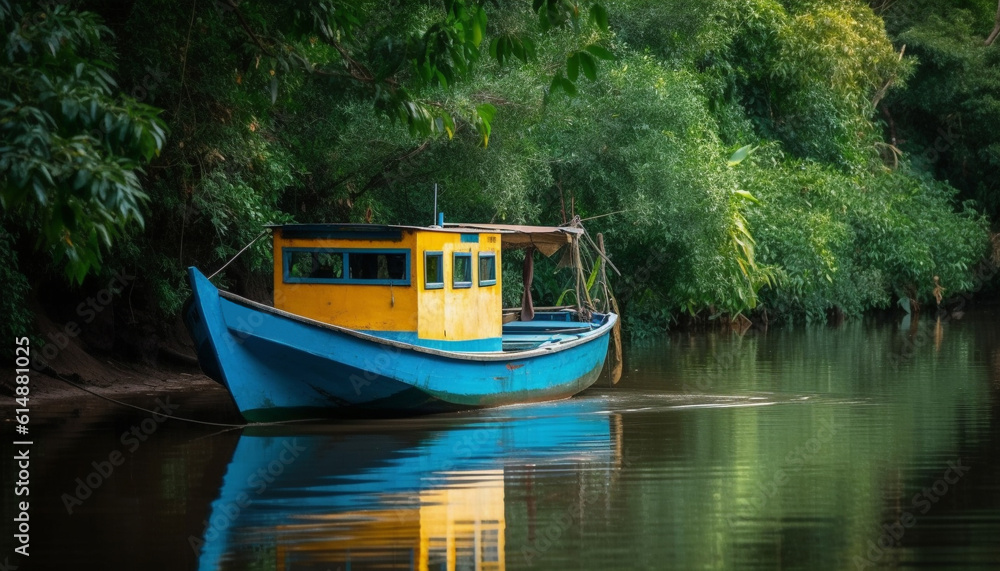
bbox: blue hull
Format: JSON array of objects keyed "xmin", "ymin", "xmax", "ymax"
[{"xmin": 183, "ymin": 268, "xmax": 616, "ymax": 421}]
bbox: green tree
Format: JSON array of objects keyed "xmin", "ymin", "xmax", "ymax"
[
  {"xmin": 878, "ymin": 0, "xmax": 1000, "ymax": 220},
  {"xmin": 2, "ymin": 0, "xmax": 993, "ymax": 342},
  {"xmin": 0, "ymin": 0, "xmax": 167, "ymax": 283}
]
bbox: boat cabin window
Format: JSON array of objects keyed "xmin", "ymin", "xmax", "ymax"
[
  {"xmin": 453, "ymin": 252, "xmax": 472, "ymax": 288},
  {"xmin": 348, "ymin": 251, "xmax": 407, "ymax": 281},
  {"xmin": 425, "ymin": 251, "xmax": 444, "ymax": 289},
  {"xmin": 283, "ymin": 248, "xmax": 410, "ymax": 285},
  {"xmin": 288, "ymin": 250, "xmax": 343, "ymax": 280},
  {"xmin": 478, "ymin": 252, "xmax": 496, "ymax": 286}
]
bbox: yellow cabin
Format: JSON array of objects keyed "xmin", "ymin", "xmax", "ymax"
[{"xmin": 270, "ymin": 224, "xmax": 504, "ymax": 352}]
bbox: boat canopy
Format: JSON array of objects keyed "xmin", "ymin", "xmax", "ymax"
[{"xmin": 443, "ymin": 223, "xmax": 582, "ymax": 257}]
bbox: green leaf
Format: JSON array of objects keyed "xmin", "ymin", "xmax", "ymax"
[
  {"xmin": 560, "ymin": 76, "xmax": 577, "ymax": 96},
  {"xmin": 727, "ymin": 144, "xmax": 755, "ymax": 167},
  {"xmin": 586, "ymin": 255, "xmax": 601, "ymax": 291},
  {"xmin": 473, "ymin": 103, "xmax": 496, "ymax": 146},
  {"xmin": 538, "ymin": 8, "xmax": 550, "ymax": 31},
  {"xmin": 556, "ymin": 288, "xmax": 575, "ymax": 306},
  {"xmin": 500, "ymin": 36, "xmax": 511, "ymax": 66},
  {"xmin": 510, "ymin": 37, "xmax": 525, "ymax": 63},
  {"xmin": 469, "ymin": 7, "xmax": 484, "ymax": 46},
  {"xmin": 37, "ymin": 165, "xmax": 54, "ymax": 186},
  {"xmin": 476, "ymin": 4, "xmax": 487, "ymax": 35},
  {"xmin": 549, "ymin": 73, "xmax": 563, "ymax": 96},
  {"xmin": 590, "ymin": 4, "xmax": 609, "ymax": 32},
  {"xmin": 522, "ymin": 37, "xmax": 537, "ymax": 60},
  {"xmin": 442, "ymin": 112, "xmax": 455, "ymax": 139},
  {"xmin": 585, "ymin": 44, "xmax": 614, "ymax": 60},
  {"xmin": 475, "ymin": 102, "xmax": 496, "ymax": 124},
  {"xmin": 579, "ymin": 51, "xmax": 597, "ymax": 81},
  {"xmin": 567, "ymin": 52, "xmax": 580, "ymax": 82},
  {"xmin": 73, "ymin": 170, "xmax": 91, "ymax": 191}
]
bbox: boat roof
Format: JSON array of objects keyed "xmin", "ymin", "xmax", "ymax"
[
  {"xmin": 267, "ymin": 223, "xmax": 472, "ymax": 235},
  {"xmin": 443, "ymin": 223, "xmax": 581, "ymax": 255},
  {"xmin": 267, "ymin": 222, "xmax": 581, "ymax": 255}
]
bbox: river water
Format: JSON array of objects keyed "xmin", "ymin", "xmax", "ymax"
[{"xmin": 7, "ymin": 310, "xmax": 1000, "ymax": 569}]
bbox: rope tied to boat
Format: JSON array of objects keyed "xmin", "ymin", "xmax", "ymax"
[
  {"xmin": 207, "ymin": 228, "xmax": 270, "ymax": 280},
  {"xmin": 47, "ymin": 369, "xmax": 324, "ymax": 427}
]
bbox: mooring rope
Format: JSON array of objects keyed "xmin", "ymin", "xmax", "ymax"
[
  {"xmin": 48, "ymin": 370, "xmax": 322, "ymax": 428},
  {"xmin": 207, "ymin": 228, "xmax": 269, "ymax": 280}
]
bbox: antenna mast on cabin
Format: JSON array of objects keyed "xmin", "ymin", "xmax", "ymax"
[{"xmin": 433, "ymin": 184, "xmax": 438, "ymax": 227}]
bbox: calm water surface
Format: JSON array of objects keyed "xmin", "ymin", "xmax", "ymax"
[{"xmin": 7, "ymin": 310, "xmax": 1000, "ymax": 570}]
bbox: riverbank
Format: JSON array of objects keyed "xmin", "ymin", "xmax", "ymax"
[
  {"xmin": 0, "ymin": 306, "xmax": 224, "ymax": 413},
  {"xmin": 1, "ymin": 358, "xmax": 220, "ymax": 403}
]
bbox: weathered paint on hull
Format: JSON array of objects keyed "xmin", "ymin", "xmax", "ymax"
[{"xmin": 184, "ymin": 267, "xmax": 615, "ymax": 421}]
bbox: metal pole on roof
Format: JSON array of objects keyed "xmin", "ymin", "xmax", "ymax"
[{"xmin": 433, "ymin": 183, "xmax": 438, "ymax": 226}]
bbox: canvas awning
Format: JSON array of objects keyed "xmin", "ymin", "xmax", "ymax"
[{"xmin": 443, "ymin": 223, "xmax": 581, "ymax": 257}]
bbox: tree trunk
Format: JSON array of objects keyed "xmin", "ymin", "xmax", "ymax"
[{"xmin": 987, "ymin": 0, "xmax": 1000, "ymax": 46}]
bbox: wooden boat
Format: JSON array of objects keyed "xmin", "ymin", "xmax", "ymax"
[{"xmin": 184, "ymin": 221, "xmax": 618, "ymax": 421}]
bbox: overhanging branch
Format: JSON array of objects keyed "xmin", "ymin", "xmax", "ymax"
[
  {"xmin": 224, "ymin": 0, "xmax": 276, "ymax": 56},
  {"xmin": 987, "ymin": 0, "xmax": 1000, "ymax": 46}
]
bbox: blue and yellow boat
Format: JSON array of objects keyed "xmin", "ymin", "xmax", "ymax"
[{"xmin": 184, "ymin": 221, "xmax": 618, "ymax": 421}]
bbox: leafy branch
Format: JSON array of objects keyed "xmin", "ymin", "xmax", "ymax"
[{"xmin": 0, "ymin": 1, "xmax": 167, "ymax": 283}]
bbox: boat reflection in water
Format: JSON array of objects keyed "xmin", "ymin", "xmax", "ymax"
[{"xmin": 196, "ymin": 397, "xmax": 621, "ymax": 570}]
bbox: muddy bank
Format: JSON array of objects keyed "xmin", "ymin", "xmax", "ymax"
[
  {"xmin": 1, "ymin": 304, "xmax": 229, "ymax": 421},
  {"xmin": 0, "ymin": 358, "xmax": 222, "ymax": 403}
]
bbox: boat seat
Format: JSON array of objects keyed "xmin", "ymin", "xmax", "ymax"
[
  {"xmin": 502, "ymin": 321, "xmax": 595, "ymax": 335},
  {"xmin": 501, "ymin": 332, "xmax": 586, "ymax": 351}
]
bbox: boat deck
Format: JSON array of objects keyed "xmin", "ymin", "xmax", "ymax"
[{"xmin": 501, "ymin": 311, "xmax": 600, "ymax": 351}]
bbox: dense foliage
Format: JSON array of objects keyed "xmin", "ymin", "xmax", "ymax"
[
  {"xmin": 0, "ymin": 0, "xmax": 996, "ymax": 347},
  {"xmin": 878, "ymin": 0, "xmax": 1000, "ymax": 219},
  {"xmin": 0, "ymin": 0, "xmax": 166, "ymax": 284}
]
